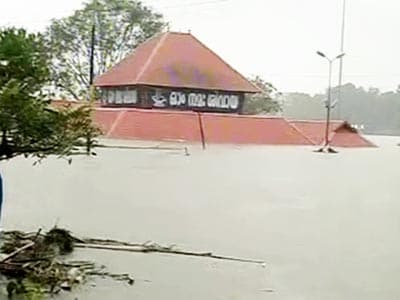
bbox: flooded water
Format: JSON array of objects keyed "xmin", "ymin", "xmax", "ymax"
[{"xmin": 1, "ymin": 136, "xmax": 400, "ymax": 300}]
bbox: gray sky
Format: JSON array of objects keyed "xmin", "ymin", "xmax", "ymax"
[{"xmin": 0, "ymin": 0, "xmax": 399, "ymax": 94}]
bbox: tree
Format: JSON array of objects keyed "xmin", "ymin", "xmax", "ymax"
[
  {"xmin": 46, "ymin": 0, "xmax": 166, "ymax": 100},
  {"xmin": 282, "ymin": 92, "xmax": 325, "ymax": 120},
  {"xmin": 242, "ymin": 76, "xmax": 282, "ymax": 115},
  {"xmin": 282, "ymin": 83, "xmax": 400, "ymax": 135},
  {"xmin": 0, "ymin": 28, "xmax": 99, "ymax": 219}
]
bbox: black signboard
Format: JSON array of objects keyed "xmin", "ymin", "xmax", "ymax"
[{"xmin": 145, "ymin": 88, "xmax": 244, "ymax": 113}]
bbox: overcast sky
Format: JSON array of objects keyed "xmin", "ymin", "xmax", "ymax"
[{"xmin": 0, "ymin": 0, "xmax": 399, "ymax": 94}]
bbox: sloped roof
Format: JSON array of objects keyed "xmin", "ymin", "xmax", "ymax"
[
  {"xmin": 201, "ymin": 114, "xmax": 312, "ymax": 145},
  {"xmin": 329, "ymin": 126, "xmax": 376, "ymax": 148},
  {"xmin": 289, "ymin": 120, "xmax": 376, "ymax": 147},
  {"xmin": 94, "ymin": 32, "xmax": 260, "ymax": 93},
  {"xmin": 289, "ymin": 120, "xmax": 346, "ymax": 145},
  {"xmin": 95, "ymin": 108, "xmax": 202, "ymax": 142},
  {"xmin": 94, "ymin": 109, "xmax": 375, "ymax": 147},
  {"xmin": 94, "ymin": 108, "xmax": 312, "ymax": 145}
]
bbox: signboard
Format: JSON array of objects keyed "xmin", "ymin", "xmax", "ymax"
[{"xmin": 147, "ymin": 88, "xmax": 243, "ymax": 113}]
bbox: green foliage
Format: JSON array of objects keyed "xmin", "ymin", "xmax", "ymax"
[
  {"xmin": 0, "ymin": 28, "xmax": 98, "ymax": 161},
  {"xmin": 21, "ymin": 280, "xmax": 45, "ymax": 300},
  {"xmin": 46, "ymin": 0, "xmax": 166, "ymax": 99},
  {"xmin": 282, "ymin": 83, "xmax": 400, "ymax": 135},
  {"xmin": 242, "ymin": 76, "xmax": 282, "ymax": 115},
  {"xmin": 282, "ymin": 92, "xmax": 325, "ymax": 120},
  {"xmin": 5, "ymin": 279, "xmax": 44, "ymax": 299},
  {"xmin": 0, "ymin": 28, "xmax": 49, "ymax": 94}
]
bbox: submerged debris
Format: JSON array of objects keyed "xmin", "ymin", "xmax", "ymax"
[
  {"xmin": 75, "ymin": 240, "xmax": 265, "ymax": 264},
  {"xmin": 0, "ymin": 228, "xmax": 265, "ymax": 298},
  {"xmin": 43, "ymin": 228, "xmax": 74, "ymax": 255},
  {"xmin": 0, "ymin": 228, "xmax": 134, "ymax": 298}
]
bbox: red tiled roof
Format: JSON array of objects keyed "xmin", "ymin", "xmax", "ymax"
[
  {"xmin": 289, "ymin": 120, "xmax": 344, "ymax": 145},
  {"xmin": 100, "ymin": 109, "xmax": 202, "ymax": 142},
  {"xmin": 94, "ymin": 32, "xmax": 260, "ymax": 93},
  {"xmin": 289, "ymin": 120, "xmax": 376, "ymax": 147},
  {"xmin": 202, "ymin": 114, "xmax": 312, "ymax": 145},
  {"xmin": 93, "ymin": 108, "xmax": 313, "ymax": 145},
  {"xmin": 329, "ymin": 126, "xmax": 376, "ymax": 148},
  {"xmin": 93, "ymin": 109, "xmax": 375, "ymax": 147},
  {"xmin": 50, "ymin": 105, "xmax": 375, "ymax": 147},
  {"xmin": 94, "ymin": 108, "xmax": 125, "ymax": 135}
]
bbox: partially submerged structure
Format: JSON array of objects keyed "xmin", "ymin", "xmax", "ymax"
[
  {"xmin": 93, "ymin": 108, "xmax": 375, "ymax": 147},
  {"xmin": 289, "ymin": 120, "xmax": 375, "ymax": 148},
  {"xmin": 90, "ymin": 31, "xmax": 375, "ymax": 148},
  {"xmin": 94, "ymin": 108, "xmax": 312, "ymax": 145}
]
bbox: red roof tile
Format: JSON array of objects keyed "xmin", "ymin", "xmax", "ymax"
[
  {"xmin": 105, "ymin": 109, "xmax": 201, "ymax": 142},
  {"xmin": 94, "ymin": 108, "xmax": 125, "ymax": 135},
  {"xmin": 94, "ymin": 32, "xmax": 259, "ymax": 93},
  {"xmin": 202, "ymin": 114, "xmax": 312, "ymax": 145},
  {"xmin": 289, "ymin": 120, "xmax": 344, "ymax": 145},
  {"xmin": 289, "ymin": 120, "xmax": 376, "ymax": 147},
  {"xmin": 93, "ymin": 109, "xmax": 375, "ymax": 147},
  {"xmin": 329, "ymin": 126, "xmax": 376, "ymax": 148},
  {"xmin": 93, "ymin": 108, "xmax": 312, "ymax": 145}
]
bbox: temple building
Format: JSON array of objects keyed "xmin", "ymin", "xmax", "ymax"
[
  {"xmin": 90, "ymin": 31, "xmax": 375, "ymax": 148},
  {"xmin": 94, "ymin": 31, "xmax": 259, "ymax": 113}
]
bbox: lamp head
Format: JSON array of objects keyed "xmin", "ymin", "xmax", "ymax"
[{"xmin": 336, "ymin": 53, "xmax": 345, "ymax": 59}]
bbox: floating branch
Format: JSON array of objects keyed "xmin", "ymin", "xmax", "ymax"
[{"xmin": 75, "ymin": 240, "xmax": 265, "ymax": 265}]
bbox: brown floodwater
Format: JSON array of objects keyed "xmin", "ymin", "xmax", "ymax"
[{"xmin": 1, "ymin": 136, "xmax": 399, "ymax": 299}]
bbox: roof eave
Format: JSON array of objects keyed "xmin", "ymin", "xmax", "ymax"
[{"xmin": 95, "ymin": 81, "xmax": 259, "ymax": 93}]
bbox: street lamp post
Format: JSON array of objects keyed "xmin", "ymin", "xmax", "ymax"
[
  {"xmin": 316, "ymin": 51, "xmax": 345, "ymax": 153},
  {"xmin": 0, "ymin": 60, "xmax": 7, "ymax": 224},
  {"xmin": 337, "ymin": 0, "xmax": 347, "ymax": 119},
  {"xmin": 89, "ymin": 23, "xmax": 96, "ymax": 86}
]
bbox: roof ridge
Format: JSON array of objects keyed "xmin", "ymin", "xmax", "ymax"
[
  {"xmin": 94, "ymin": 31, "xmax": 167, "ymax": 85},
  {"xmin": 135, "ymin": 32, "xmax": 169, "ymax": 82},
  {"xmin": 287, "ymin": 122, "xmax": 316, "ymax": 145},
  {"xmin": 202, "ymin": 113, "xmax": 284, "ymax": 120},
  {"xmin": 167, "ymin": 31, "xmax": 191, "ymax": 35},
  {"xmin": 289, "ymin": 119, "xmax": 345, "ymax": 124},
  {"xmin": 106, "ymin": 110, "xmax": 127, "ymax": 137},
  {"xmin": 188, "ymin": 34, "xmax": 261, "ymax": 93},
  {"xmin": 357, "ymin": 134, "xmax": 377, "ymax": 147}
]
